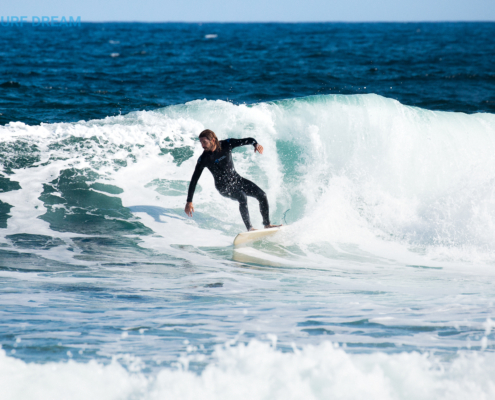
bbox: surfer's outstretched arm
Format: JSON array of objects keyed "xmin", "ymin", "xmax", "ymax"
[
  {"xmin": 185, "ymin": 157, "xmax": 205, "ymax": 217},
  {"xmin": 227, "ymin": 138, "xmax": 264, "ymax": 154}
]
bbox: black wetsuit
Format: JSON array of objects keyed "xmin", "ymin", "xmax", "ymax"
[{"xmin": 187, "ymin": 138, "xmax": 270, "ymax": 230}]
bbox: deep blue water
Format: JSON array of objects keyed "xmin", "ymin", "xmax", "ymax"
[
  {"xmin": 1, "ymin": 23, "xmax": 495, "ymax": 399},
  {"xmin": 1, "ymin": 22, "xmax": 495, "ymax": 125}
]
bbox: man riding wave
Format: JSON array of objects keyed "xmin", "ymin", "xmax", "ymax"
[{"xmin": 185, "ymin": 129, "xmax": 280, "ymax": 231}]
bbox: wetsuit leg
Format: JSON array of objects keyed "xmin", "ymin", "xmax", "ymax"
[
  {"xmin": 218, "ymin": 188, "xmax": 252, "ymax": 230},
  {"xmin": 239, "ymin": 177, "xmax": 270, "ymax": 226}
]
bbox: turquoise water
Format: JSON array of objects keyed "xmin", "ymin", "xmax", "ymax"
[
  {"xmin": 2, "ymin": 95, "xmax": 495, "ymax": 398},
  {"xmin": 2, "ymin": 23, "xmax": 495, "ymax": 399}
]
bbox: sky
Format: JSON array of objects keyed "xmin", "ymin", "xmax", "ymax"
[{"xmin": 3, "ymin": 0, "xmax": 495, "ymax": 22}]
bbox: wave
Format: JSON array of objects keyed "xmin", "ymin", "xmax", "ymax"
[
  {"xmin": 1, "ymin": 94, "xmax": 495, "ymax": 264},
  {"xmin": 2, "ymin": 340, "xmax": 495, "ymax": 400}
]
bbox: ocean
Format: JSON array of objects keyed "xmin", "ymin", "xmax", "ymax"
[{"xmin": 1, "ymin": 22, "xmax": 495, "ymax": 399}]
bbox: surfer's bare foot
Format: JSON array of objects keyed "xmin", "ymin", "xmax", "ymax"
[
  {"xmin": 249, "ymin": 227, "xmax": 257, "ymax": 231},
  {"xmin": 264, "ymin": 224, "xmax": 282, "ymax": 229}
]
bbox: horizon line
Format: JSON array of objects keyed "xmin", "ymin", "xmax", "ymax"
[{"xmin": 73, "ymin": 20, "xmax": 495, "ymax": 23}]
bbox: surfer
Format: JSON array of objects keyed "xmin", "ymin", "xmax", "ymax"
[{"xmin": 185, "ymin": 129, "xmax": 280, "ymax": 231}]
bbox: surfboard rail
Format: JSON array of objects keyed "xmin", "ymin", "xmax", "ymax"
[{"xmin": 233, "ymin": 226, "xmax": 282, "ymax": 247}]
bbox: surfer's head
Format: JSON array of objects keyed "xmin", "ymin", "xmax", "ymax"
[{"xmin": 199, "ymin": 129, "xmax": 221, "ymax": 152}]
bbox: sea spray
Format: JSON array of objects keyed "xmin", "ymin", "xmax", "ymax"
[
  {"xmin": 2, "ymin": 341, "xmax": 495, "ymax": 400},
  {"xmin": 2, "ymin": 94, "xmax": 495, "ymax": 262}
]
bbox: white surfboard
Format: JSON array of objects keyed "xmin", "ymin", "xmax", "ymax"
[{"xmin": 233, "ymin": 226, "xmax": 282, "ymax": 247}]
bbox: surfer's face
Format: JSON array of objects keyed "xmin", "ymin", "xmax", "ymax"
[{"xmin": 200, "ymin": 137, "xmax": 214, "ymax": 151}]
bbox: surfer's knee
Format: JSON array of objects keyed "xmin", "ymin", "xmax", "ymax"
[{"xmin": 237, "ymin": 191, "xmax": 248, "ymax": 205}]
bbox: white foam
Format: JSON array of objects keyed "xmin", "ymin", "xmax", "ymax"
[
  {"xmin": 2, "ymin": 341, "xmax": 495, "ymax": 400},
  {"xmin": 2, "ymin": 94, "xmax": 495, "ymax": 265}
]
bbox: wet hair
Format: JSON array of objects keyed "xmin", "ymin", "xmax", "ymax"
[{"xmin": 199, "ymin": 129, "xmax": 221, "ymax": 151}]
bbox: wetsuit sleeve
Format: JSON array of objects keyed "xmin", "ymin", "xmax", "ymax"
[
  {"xmin": 186, "ymin": 156, "xmax": 205, "ymax": 202},
  {"xmin": 225, "ymin": 138, "xmax": 258, "ymax": 150}
]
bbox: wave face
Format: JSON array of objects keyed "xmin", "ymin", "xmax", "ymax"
[
  {"xmin": 2, "ymin": 93, "xmax": 495, "ymax": 260},
  {"xmin": 2, "ymin": 94, "xmax": 495, "ymax": 398},
  {"xmin": 267, "ymin": 94, "xmax": 495, "ymax": 260}
]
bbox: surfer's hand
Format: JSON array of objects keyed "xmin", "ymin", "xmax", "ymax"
[
  {"xmin": 254, "ymin": 144, "xmax": 263, "ymax": 154},
  {"xmin": 185, "ymin": 202, "xmax": 194, "ymax": 217}
]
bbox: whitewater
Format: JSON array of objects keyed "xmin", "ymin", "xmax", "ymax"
[{"xmin": 1, "ymin": 94, "xmax": 495, "ymax": 399}]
